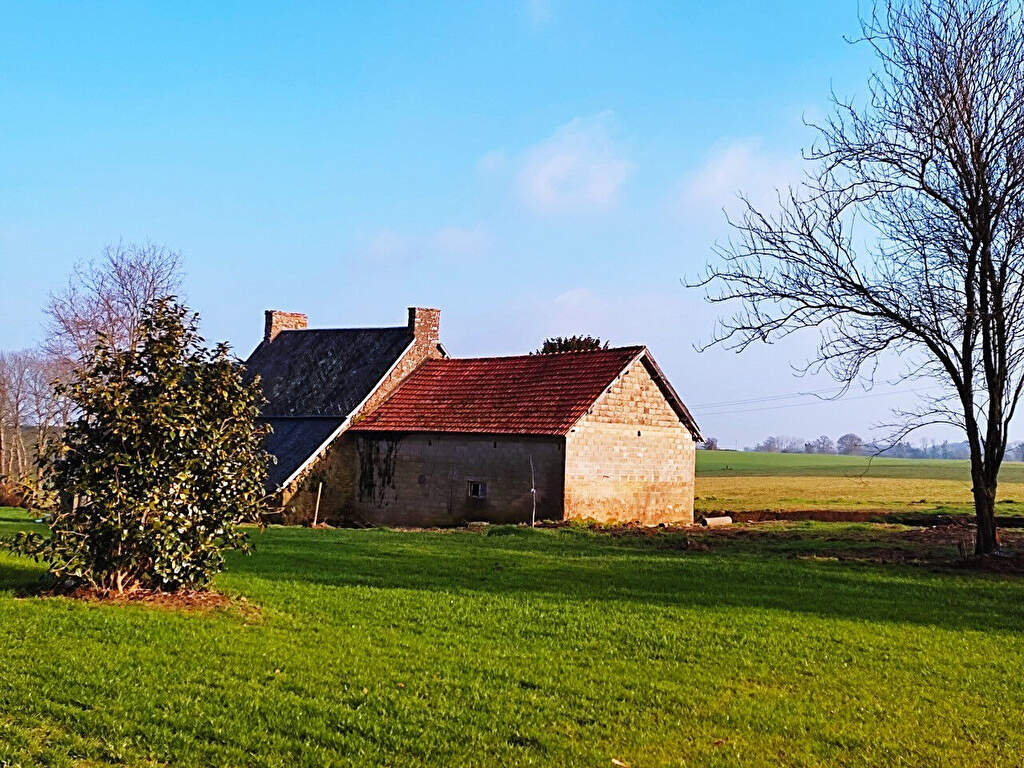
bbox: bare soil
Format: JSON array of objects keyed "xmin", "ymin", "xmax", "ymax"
[
  {"xmin": 29, "ymin": 585, "xmax": 239, "ymax": 611},
  {"xmin": 538, "ymin": 518, "xmax": 1024, "ymax": 573},
  {"xmin": 721, "ymin": 508, "xmax": 1024, "ymax": 527}
]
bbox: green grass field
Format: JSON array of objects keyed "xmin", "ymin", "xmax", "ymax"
[
  {"xmin": 695, "ymin": 451, "xmax": 1024, "ymax": 517},
  {"xmin": 3, "ymin": 506, "xmax": 1024, "ymax": 767},
  {"xmin": 695, "ymin": 450, "xmax": 1024, "ymax": 481}
]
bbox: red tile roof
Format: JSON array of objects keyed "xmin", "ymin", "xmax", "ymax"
[{"xmin": 351, "ymin": 346, "xmax": 694, "ymax": 436}]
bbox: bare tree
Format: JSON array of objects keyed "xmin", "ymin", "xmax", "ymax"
[
  {"xmin": 694, "ymin": 0, "xmax": 1024, "ymax": 554},
  {"xmin": 0, "ymin": 351, "xmax": 32, "ymax": 478},
  {"xmin": 0, "ymin": 350, "xmax": 70, "ymax": 486},
  {"xmin": 25, "ymin": 352, "xmax": 73, "ymax": 489},
  {"xmin": 45, "ymin": 242, "xmax": 183, "ymax": 363}
]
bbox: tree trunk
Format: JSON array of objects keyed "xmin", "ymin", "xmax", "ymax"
[{"xmin": 973, "ymin": 478, "xmax": 999, "ymax": 555}]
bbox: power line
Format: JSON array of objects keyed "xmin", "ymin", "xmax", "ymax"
[
  {"xmin": 697, "ymin": 387, "xmax": 940, "ymax": 417},
  {"xmin": 692, "ymin": 384, "xmax": 850, "ymax": 409}
]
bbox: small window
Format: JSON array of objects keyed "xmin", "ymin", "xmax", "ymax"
[{"xmin": 467, "ymin": 480, "xmax": 487, "ymax": 499}]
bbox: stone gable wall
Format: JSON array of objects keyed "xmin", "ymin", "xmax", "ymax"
[
  {"xmin": 564, "ymin": 357, "xmax": 695, "ymax": 524},
  {"xmin": 278, "ymin": 308, "xmax": 444, "ymax": 522},
  {"xmin": 356, "ymin": 311, "xmax": 443, "ymax": 419}
]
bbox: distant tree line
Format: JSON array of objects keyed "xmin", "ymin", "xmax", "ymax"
[{"xmin": 699, "ymin": 433, "xmax": 1024, "ymax": 461}]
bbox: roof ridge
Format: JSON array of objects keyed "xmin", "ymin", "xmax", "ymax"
[
  {"xmin": 275, "ymin": 325, "xmax": 409, "ymax": 334},
  {"xmin": 430, "ymin": 345, "xmax": 645, "ymax": 363}
]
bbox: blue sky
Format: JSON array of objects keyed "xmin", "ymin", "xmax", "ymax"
[{"xmin": 0, "ymin": 1, "xmax": 957, "ymax": 446}]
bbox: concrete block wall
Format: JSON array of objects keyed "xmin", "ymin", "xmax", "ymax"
[
  {"xmin": 349, "ymin": 432, "xmax": 565, "ymax": 527},
  {"xmin": 564, "ymin": 357, "xmax": 695, "ymax": 524}
]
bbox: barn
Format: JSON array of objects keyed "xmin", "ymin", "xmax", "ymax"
[{"xmin": 245, "ymin": 306, "xmax": 700, "ymax": 526}]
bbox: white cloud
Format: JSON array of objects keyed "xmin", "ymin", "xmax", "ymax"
[
  {"xmin": 679, "ymin": 138, "xmax": 803, "ymax": 217},
  {"xmin": 517, "ymin": 112, "xmax": 631, "ymax": 213}
]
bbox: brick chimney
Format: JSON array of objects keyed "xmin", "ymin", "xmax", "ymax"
[
  {"xmin": 408, "ymin": 307, "xmax": 441, "ymax": 349},
  {"xmin": 264, "ymin": 310, "xmax": 308, "ymax": 342}
]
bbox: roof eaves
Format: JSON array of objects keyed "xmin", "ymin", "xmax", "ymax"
[{"xmin": 640, "ymin": 351, "xmax": 702, "ymax": 440}]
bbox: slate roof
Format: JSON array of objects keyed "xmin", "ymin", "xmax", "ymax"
[
  {"xmin": 261, "ymin": 416, "xmax": 346, "ymax": 489},
  {"xmin": 350, "ymin": 346, "xmax": 699, "ymax": 437},
  {"xmin": 245, "ymin": 326, "xmax": 413, "ymax": 416},
  {"xmin": 244, "ymin": 325, "xmax": 416, "ymax": 490}
]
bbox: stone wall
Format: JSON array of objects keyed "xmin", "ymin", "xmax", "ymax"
[
  {"xmin": 564, "ymin": 357, "xmax": 695, "ymax": 524},
  {"xmin": 348, "ymin": 432, "xmax": 565, "ymax": 527},
  {"xmin": 278, "ymin": 434, "xmax": 358, "ymax": 524},
  {"xmin": 279, "ymin": 307, "xmax": 445, "ymax": 522}
]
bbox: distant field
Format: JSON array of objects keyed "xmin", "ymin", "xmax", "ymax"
[
  {"xmin": 696, "ymin": 450, "xmax": 1024, "ymax": 481},
  {"xmin": 695, "ymin": 451, "xmax": 1024, "ymax": 516}
]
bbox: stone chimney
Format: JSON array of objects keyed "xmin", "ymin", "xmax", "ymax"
[
  {"xmin": 264, "ymin": 310, "xmax": 308, "ymax": 342},
  {"xmin": 408, "ymin": 307, "xmax": 441, "ymax": 349}
]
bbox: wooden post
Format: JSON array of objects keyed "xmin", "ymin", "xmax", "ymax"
[
  {"xmin": 529, "ymin": 456, "xmax": 536, "ymax": 527},
  {"xmin": 313, "ymin": 481, "xmax": 323, "ymax": 527}
]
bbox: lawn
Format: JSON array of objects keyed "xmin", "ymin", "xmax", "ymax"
[
  {"xmin": 695, "ymin": 451, "xmax": 1024, "ymax": 517},
  {"xmin": 2, "ymin": 506, "xmax": 1024, "ymax": 767}
]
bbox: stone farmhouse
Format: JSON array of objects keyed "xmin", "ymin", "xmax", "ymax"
[{"xmin": 245, "ymin": 307, "xmax": 701, "ymax": 526}]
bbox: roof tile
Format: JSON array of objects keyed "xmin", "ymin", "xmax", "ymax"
[{"xmin": 352, "ymin": 346, "xmax": 645, "ymax": 435}]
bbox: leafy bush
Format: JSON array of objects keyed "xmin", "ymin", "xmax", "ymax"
[
  {"xmin": 532, "ymin": 335, "xmax": 609, "ymax": 354},
  {"xmin": 6, "ymin": 298, "xmax": 271, "ymax": 592}
]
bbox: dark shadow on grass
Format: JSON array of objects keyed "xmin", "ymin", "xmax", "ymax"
[
  {"xmin": 225, "ymin": 527, "xmax": 1024, "ymax": 635},
  {"xmin": 0, "ymin": 560, "xmax": 45, "ymax": 593},
  {"xmin": 0, "ymin": 510, "xmax": 34, "ymax": 524}
]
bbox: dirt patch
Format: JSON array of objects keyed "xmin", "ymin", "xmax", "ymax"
[
  {"xmin": 725, "ymin": 509, "xmax": 885, "ymax": 523},
  {"xmin": 21, "ymin": 585, "xmax": 245, "ymax": 613},
  {"xmin": 946, "ymin": 548, "xmax": 1024, "ymax": 573},
  {"xmin": 952, "ymin": 551, "xmax": 1024, "ymax": 574},
  {"xmin": 537, "ymin": 517, "xmax": 1024, "ymax": 573},
  {"xmin": 716, "ymin": 508, "xmax": 1024, "ymax": 527}
]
